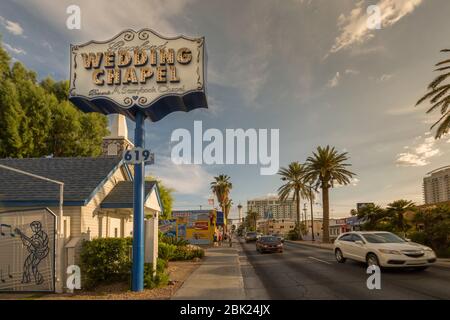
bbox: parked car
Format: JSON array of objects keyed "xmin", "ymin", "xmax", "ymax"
[
  {"xmin": 271, "ymin": 234, "xmax": 285, "ymax": 243},
  {"xmin": 256, "ymin": 235, "xmax": 283, "ymax": 253},
  {"xmin": 245, "ymin": 231, "xmax": 258, "ymax": 242},
  {"xmin": 334, "ymin": 231, "xmax": 436, "ymax": 270}
]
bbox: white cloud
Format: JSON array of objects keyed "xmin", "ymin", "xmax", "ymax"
[
  {"xmin": 344, "ymin": 69, "xmax": 359, "ymax": 75},
  {"xmin": 3, "ymin": 42, "xmax": 26, "ymax": 55},
  {"xmin": 377, "ymin": 73, "xmax": 393, "ymax": 82},
  {"xmin": 149, "ymin": 157, "xmax": 213, "ymax": 195},
  {"xmin": 396, "ymin": 135, "xmax": 441, "ymax": 167},
  {"xmin": 330, "ymin": 0, "xmax": 423, "ymax": 54},
  {"xmin": 42, "ymin": 41, "xmax": 53, "ymax": 52},
  {"xmin": 335, "ymin": 177, "xmax": 359, "ymax": 188},
  {"xmin": 0, "ymin": 16, "xmax": 24, "ymax": 36},
  {"xmin": 327, "ymin": 69, "xmax": 359, "ymax": 87},
  {"xmin": 327, "ymin": 72, "xmax": 340, "ymax": 87},
  {"xmin": 24, "ymin": 0, "xmax": 195, "ymax": 39},
  {"xmin": 385, "ymin": 105, "xmax": 415, "ymax": 116}
]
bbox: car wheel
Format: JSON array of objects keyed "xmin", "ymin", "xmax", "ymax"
[
  {"xmin": 366, "ymin": 253, "xmax": 380, "ymax": 267},
  {"xmin": 335, "ymin": 249, "xmax": 346, "ymax": 263}
]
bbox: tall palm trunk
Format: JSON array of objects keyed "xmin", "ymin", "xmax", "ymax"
[
  {"xmin": 296, "ymin": 188, "xmax": 301, "ymax": 239},
  {"xmin": 322, "ymin": 186, "xmax": 330, "ymax": 243},
  {"xmin": 222, "ymin": 204, "xmax": 227, "ymax": 234}
]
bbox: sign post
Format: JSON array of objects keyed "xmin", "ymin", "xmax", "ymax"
[
  {"xmin": 69, "ymin": 29, "xmax": 207, "ymax": 292},
  {"xmin": 132, "ymin": 110, "xmax": 145, "ymax": 291}
]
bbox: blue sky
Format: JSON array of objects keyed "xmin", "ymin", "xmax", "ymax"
[{"xmin": 1, "ymin": 0, "xmax": 450, "ymax": 219}]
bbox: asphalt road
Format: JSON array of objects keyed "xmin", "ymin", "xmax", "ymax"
[{"xmin": 239, "ymin": 240, "xmax": 450, "ymax": 300}]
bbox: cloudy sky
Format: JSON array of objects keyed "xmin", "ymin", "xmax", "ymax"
[{"xmin": 1, "ymin": 0, "xmax": 449, "ymax": 219}]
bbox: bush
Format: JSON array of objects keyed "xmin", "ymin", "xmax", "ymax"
[
  {"xmin": 80, "ymin": 237, "xmax": 132, "ymax": 288},
  {"xmin": 436, "ymin": 247, "xmax": 450, "ymax": 258},
  {"xmin": 409, "ymin": 231, "xmax": 428, "ymax": 246},
  {"xmin": 143, "ymin": 259, "xmax": 169, "ymax": 289},
  {"xmin": 287, "ymin": 229, "xmax": 302, "ymax": 241},
  {"xmin": 161, "ymin": 235, "xmax": 189, "ymax": 246},
  {"xmin": 172, "ymin": 245, "xmax": 205, "ymax": 261},
  {"xmin": 158, "ymin": 242, "xmax": 177, "ymax": 260}
]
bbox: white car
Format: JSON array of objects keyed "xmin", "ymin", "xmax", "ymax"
[{"xmin": 334, "ymin": 231, "xmax": 436, "ymax": 270}]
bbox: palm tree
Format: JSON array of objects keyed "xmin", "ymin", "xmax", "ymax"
[
  {"xmin": 416, "ymin": 49, "xmax": 450, "ymax": 138},
  {"xmin": 246, "ymin": 210, "xmax": 260, "ymax": 231},
  {"xmin": 386, "ymin": 200, "xmax": 415, "ymax": 237},
  {"xmin": 278, "ymin": 162, "xmax": 309, "ymax": 239},
  {"xmin": 355, "ymin": 203, "xmax": 385, "ymax": 230},
  {"xmin": 210, "ymin": 174, "xmax": 232, "ymax": 232},
  {"xmin": 304, "ymin": 146, "xmax": 355, "ymax": 243}
]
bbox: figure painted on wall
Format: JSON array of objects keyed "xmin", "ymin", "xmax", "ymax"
[{"xmin": 15, "ymin": 221, "xmax": 49, "ymax": 285}]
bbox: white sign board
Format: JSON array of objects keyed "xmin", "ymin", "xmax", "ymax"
[{"xmin": 69, "ymin": 29, "xmax": 206, "ymax": 109}]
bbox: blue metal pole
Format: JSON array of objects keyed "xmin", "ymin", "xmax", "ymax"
[{"xmin": 132, "ymin": 110, "xmax": 145, "ymax": 291}]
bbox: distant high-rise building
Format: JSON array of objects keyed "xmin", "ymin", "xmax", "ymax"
[
  {"xmin": 423, "ymin": 166, "xmax": 450, "ymax": 204},
  {"xmin": 247, "ymin": 196, "xmax": 295, "ymax": 220}
]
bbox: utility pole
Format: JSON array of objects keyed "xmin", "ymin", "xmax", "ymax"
[
  {"xmin": 303, "ymin": 203, "xmax": 307, "ymax": 237},
  {"xmin": 309, "ymin": 187, "xmax": 315, "ymax": 241}
]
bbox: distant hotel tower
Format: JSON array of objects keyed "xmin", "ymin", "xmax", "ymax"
[
  {"xmin": 247, "ymin": 196, "xmax": 295, "ymax": 219},
  {"xmin": 423, "ymin": 166, "xmax": 450, "ymax": 204}
]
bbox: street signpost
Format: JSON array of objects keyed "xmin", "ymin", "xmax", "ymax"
[{"xmin": 69, "ymin": 29, "xmax": 207, "ymax": 291}]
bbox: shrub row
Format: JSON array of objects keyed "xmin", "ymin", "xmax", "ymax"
[{"xmin": 80, "ymin": 236, "xmax": 205, "ymax": 289}]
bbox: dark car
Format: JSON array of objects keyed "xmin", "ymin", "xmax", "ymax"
[
  {"xmin": 245, "ymin": 231, "xmax": 258, "ymax": 242},
  {"xmin": 256, "ymin": 236, "xmax": 283, "ymax": 253}
]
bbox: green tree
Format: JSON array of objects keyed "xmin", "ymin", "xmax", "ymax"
[
  {"xmin": 304, "ymin": 146, "xmax": 355, "ymax": 243},
  {"xmin": 355, "ymin": 203, "xmax": 386, "ymax": 230},
  {"xmin": 145, "ymin": 176, "xmax": 174, "ymax": 219},
  {"xmin": 386, "ymin": 200, "xmax": 415, "ymax": 237},
  {"xmin": 277, "ymin": 161, "xmax": 310, "ymax": 239},
  {"xmin": 416, "ymin": 49, "xmax": 450, "ymax": 138},
  {"xmin": 0, "ymin": 36, "xmax": 109, "ymax": 158},
  {"xmin": 246, "ymin": 210, "xmax": 260, "ymax": 231},
  {"xmin": 0, "ymin": 35, "xmax": 10, "ymax": 79},
  {"xmin": 210, "ymin": 174, "xmax": 232, "ymax": 232},
  {"xmin": 0, "ymin": 79, "xmax": 25, "ymax": 157},
  {"xmin": 412, "ymin": 204, "xmax": 450, "ymax": 257}
]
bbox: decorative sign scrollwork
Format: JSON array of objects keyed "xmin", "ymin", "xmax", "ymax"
[
  {"xmin": 138, "ymin": 30, "xmax": 150, "ymax": 40},
  {"xmin": 123, "ymin": 31, "xmax": 135, "ymax": 41}
]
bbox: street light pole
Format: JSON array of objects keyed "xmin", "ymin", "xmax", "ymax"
[{"xmin": 309, "ymin": 186, "xmax": 315, "ymax": 241}]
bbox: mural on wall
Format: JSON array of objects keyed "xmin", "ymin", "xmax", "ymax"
[{"xmin": 0, "ymin": 208, "xmax": 55, "ymax": 292}]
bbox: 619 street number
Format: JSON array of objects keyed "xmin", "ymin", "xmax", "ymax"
[{"xmin": 123, "ymin": 147, "xmax": 154, "ymax": 164}]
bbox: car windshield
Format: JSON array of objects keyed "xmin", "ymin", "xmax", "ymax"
[
  {"xmin": 362, "ymin": 233, "xmax": 406, "ymax": 243},
  {"xmin": 260, "ymin": 236, "xmax": 278, "ymax": 242}
]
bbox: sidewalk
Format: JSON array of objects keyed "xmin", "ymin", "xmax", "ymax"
[
  {"xmin": 172, "ymin": 241, "xmax": 245, "ymax": 300},
  {"xmin": 287, "ymin": 240, "xmax": 450, "ymax": 268}
]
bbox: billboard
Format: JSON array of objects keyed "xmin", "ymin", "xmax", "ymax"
[
  {"xmin": 0, "ymin": 208, "xmax": 56, "ymax": 292},
  {"xmin": 69, "ymin": 29, "xmax": 207, "ymax": 122},
  {"xmin": 170, "ymin": 210, "xmax": 216, "ymax": 245}
]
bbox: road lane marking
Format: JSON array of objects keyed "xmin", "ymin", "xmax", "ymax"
[{"xmin": 308, "ymin": 256, "xmax": 332, "ymax": 265}]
